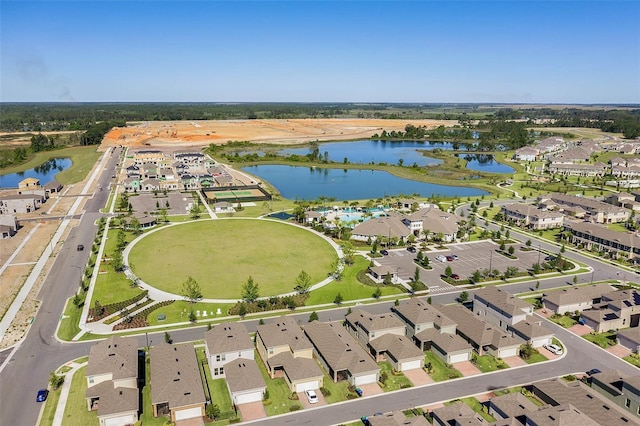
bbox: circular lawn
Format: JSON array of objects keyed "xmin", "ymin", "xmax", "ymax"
[{"xmin": 127, "ymin": 219, "xmax": 337, "ymax": 299}]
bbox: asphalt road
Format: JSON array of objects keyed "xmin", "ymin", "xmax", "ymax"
[{"xmin": 1, "ymin": 176, "xmax": 637, "ymax": 426}]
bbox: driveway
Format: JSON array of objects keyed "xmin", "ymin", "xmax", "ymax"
[
  {"xmin": 503, "ymin": 356, "xmax": 527, "ymax": 368},
  {"xmin": 453, "ymin": 360, "xmax": 482, "ymax": 376},
  {"xmin": 298, "ymin": 390, "xmax": 327, "ymax": 408},
  {"xmin": 237, "ymin": 401, "xmax": 266, "ymax": 421},
  {"xmin": 357, "ymin": 382, "xmax": 384, "ymax": 397},
  {"xmin": 403, "ymin": 368, "xmax": 433, "ymax": 386},
  {"xmin": 175, "ymin": 417, "xmax": 204, "ymax": 426},
  {"xmin": 607, "ymin": 344, "xmax": 632, "ymax": 359},
  {"xmin": 568, "ymin": 324, "xmax": 593, "ymax": 336}
]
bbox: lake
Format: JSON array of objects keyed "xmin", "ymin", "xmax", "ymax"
[
  {"xmin": 242, "ymin": 165, "xmax": 488, "ymax": 201},
  {"xmin": 456, "ymin": 154, "xmax": 515, "ymax": 174},
  {"xmin": 0, "ymin": 158, "xmax": 72, "ymax": 188}
]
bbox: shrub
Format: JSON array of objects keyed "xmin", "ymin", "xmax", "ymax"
[{"xmin": 319, "ymin": 387, "xmax": 331, "ymax": 396}]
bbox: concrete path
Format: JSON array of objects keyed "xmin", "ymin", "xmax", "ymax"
[{"xmin": 51, "ymin": 361, "xmax": 87, "ymax": 426}]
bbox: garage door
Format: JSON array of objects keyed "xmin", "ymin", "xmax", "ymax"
[
  {"xmin": 235, "ymin": 391, "xmax": 263, "ymax": 405},
  {"xmin": 498, "ymin": 347, "xmax": 518, "ymax": 358},
  {"xmin": 353, "ymin": 373, "xmax": 378, "ymax": 386},
  {"xmin": 105, "ymin": 414, "xmax": 136, "ymax": 426},
  {"xmin": 174, "ymin": 407, "xmax": 202, "ymax": 421},
  {"xmin": 449, "ymin": 352, "xmax": 470, "ymax": 364},
  {"xmin": 295, "ymin": 380, "xmax": 319, "ymax": 393},
  {"xmin": 531, "ymin": 337, "xmax": 551, "ymax": 348},
  {"xmin": 399, "ymin": 360, "xmax": 422, "ymax": 371}
]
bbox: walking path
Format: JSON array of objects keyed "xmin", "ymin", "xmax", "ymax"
[{"xmin": 51, "ymin": 361, "xmax": 87, "ymax": 426}]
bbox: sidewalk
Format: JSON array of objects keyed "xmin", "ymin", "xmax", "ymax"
[{"xmin": 51, "ymin": 361, "xmax": 87, "ymax": 426}]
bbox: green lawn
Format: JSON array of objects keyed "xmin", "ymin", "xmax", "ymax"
[
  {"xmin": 549, "ymin": 315, "xmax": 577, "ymax": 328},
  {"xmin": 129, "ymin": 219, "xmax": 337, "ymax": 299},
  {"xmin": 378, "ymin": 362, "xmax": 412, "ymax": 391},
  {"xmin": 583, "ymin": 331, "xmax": 617, "ymax": 348},
  {"xmin": 305, "ymin": 256, "xmax": 403, "ymax": 305},
  {"xmin": 320, "ymin": 374, "xmax": 355, "ymax": 403},
  {"xmin": 38, "ymin": 386, "xmax": 62, "ymax": 426},
  {"xmin": 624, "ymin": 355, "xmax": 640, "ymax": 368},
  {"xmin": 58, "ymin": 297, "xmax": 82, "ymax": 341},
  {"xmin": 256, "ymin": 351, "xmax": 302, "ymax": 415},
  {"xmin": 146, "ymin": 301, "xmax": 236, "ymax": 326},
  {"xmin": 0, "ymin": 145, "xmax": 101, "ymax": 185},
  {"xmin": 141, "ymin": 358, "xmax": 169, "ymax": 426},
  {"xmin": 424, "ymin": 351, "xmax": 462, "ymax": 382},
  {"xmin": 61, "ymin": 366, "xmax": 98, "ymax": 426},
  {"xmin": 209, "ymin": 378, "xmax": 235, "ymax": 418},
  {"xmin": 472, "ymin": 354, "xmax": 506, "ymax": 373},
  {"xmin": 524, "ymin": 352, "xmax": 548, "ymax": 364}
]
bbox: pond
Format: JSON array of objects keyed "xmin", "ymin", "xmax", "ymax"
[
  {"xmin": 242, "ymin": 165, "xmax": 488, "ymax": 201},
  {"xmin": 0, "ymin": 158, "xmax": 72, "ymax": 188},
  {"xmin": 455, "ymin": 154, "xmax": 515, "ymax": 174}
]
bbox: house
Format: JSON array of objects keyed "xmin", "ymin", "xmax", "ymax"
[
  {"xmin": 431, "ymin": 401, "xmax": 488, "ymax": 426},
  {"xmin": 526, "ymin": 404, "xmax": 600, "ymax": 425},
  {"xmin": 367, "ymin": 334, "xmax": 424, "ymax": 371},
  {"xmin": 563, "ymin": 221, "xmax": 640, "ymax": 262},
  {"xmin": 224, "ymin": 358, "xmax": 267, "ymax": 405},
  {"xmin": 18, "ymin": 177, "xmax": 40, "ymax": 190},
  {"xmin": 366, "ymin": 411, "xmax": 429, "ymax": 426},
  {"xmin": 123, "ymin": 177, "xmax": 141, "ymax": 193},
  {"xmin": 0, "ymin": 194, "xmax": 44, "ymax": 214},
  {"xmin": 44, "ymin": 180, "xmax": 63, "ymax": 195},
  {"xmin": 536, "ymin": 137, "xmax": 565, "ymax": 153},
  {"xmin": 0, "ymin": 215, "xmax": 18, "ymax": 238},
  {"xmin": 255, "ymin": 317, "xmax": 323, "ymax": 392},
  {"xmin": 538, "ymin": 193, "xmax": 630, "ymax": 224},
  {"xmin": 204, "ymin": 322, "xmax": 254, "ymax": 378},
  {"xmin": 509, "ymin": 318, "xmax": 554, "ymax": 348},
  {"xmin": 304, "ymin": 210, "xmax": 323, "ymax": 224},
  {"xmin": 368, "ymin": 265, "xmax": 398, "ymax": 283},
  {"xmin": 532, "ymin": 377, "xmax": 635, "ymax": 426},
  {"xmin": 159, "ymin": 180, "xmax": 179, "ymax": 191},
  {"xmin": 133, "ymin": 150, "xmax": 165, "ymax": 165},
  {"xmin": 304, "ymin": 321, "xmax": 379, "ymax": 386},
  {"xmin": 150, "ymin": 344, "xmax": 206, "ymax": 423},
  {"xmin": 580, "ymin": 289, "xmax": 640, "ymax": 332},
  {"xmin": 418, "ymin": 328, "xmax": 473, "ymax": 364},
  {"xmin": 500, "ymin": 203, "xmax": 564, "ymax": 230},
  {"xmin": 488, "ymin": 391, "xmax": 538, "ymax": 421},
  {"xmin": 142, "ymin": 163, "xmax": 158, "ymax": 179},
  {"xmin": 617, "ymin": 327, "xmax": 640, "ymax": 353},
  {"xmin": 436, "ymin": 304, "xmax": 521, "ymax": 358},
  {"xmin": 133, "ymin": 214, "xmax": 156, "ymax": 229},
  {"xmin": 542, "ymin": 284, "xmax": 614, "ymax": 314},
  {"xmin": 125, "ymin": 165, "xmax": 141, "ymax": 178},
  {"xmin": 351, "ymin": 214, "xmax": 411, "ymax": 243},
  {"xmin": 141, "ymin": 178, "xmax": 161, "ymax": 192},
  {"xmin": 548, "ymin": 162, "xmax": 608, "ymax": 177},
  {"xmin": 589, "ymin": 370, "xmax": 640, "ymax": 418},
  {"xmin": 175, "ymin": 152, "xmax": 206, "ymax": 166},
  {"xmin": 391, "ymin": 298, "xmax": 457, "ymax": 343},
  {"xmin": 345, "ymin": 309, "xmax": 406, "ymax": 349},
  {"xmin": 605, "ymin": 193, "xmax": 640, "ymax": 212},
  {"xmin": 85, "ymin": 336, "xmax": 139, "ymax": 426},
  {"xmin": 514, "ymin": 146, "xmax": 539, "ymax": 162},
  {"xmin": 402, "ymin": 208, "xmax": 462, "ymax": 242},
  {"xmin": 472, "ymin": 286, "xmax": 533, "ymax": 330}
]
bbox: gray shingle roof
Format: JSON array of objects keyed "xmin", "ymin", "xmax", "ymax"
[
  {"xmin": 474, "ymin": 286, "xmax": 532, "ymax": 318},
  {"xmin": 256, "ymin": 316, "xmax": 313, "ymax": 352},
  {"xmin": 223, "ymin": 358, "xmax": 266, "ymax": 393},
  {"xmin": 543, "ymin": 284, "xmax": 613, "ymax": 308},
  {"xmin": 150, "ymin": 344, "xmax": 206, "ymax": 409},
  {"xmin": 393, "ymin": 298, "xmax": 457, "ymax": 330},
  {"xmin": 204, "ymin": 322, "xmax": 253, "ymax": 355},
  {"xmin": 86, "ymin": 336, "xmax": 138, "ymax": 380},
  {"xmin": 436, "ymin": 304, "xmax": 519, "ymax": 349},
  {"xmin": 352, "ymin": 214, "xmax": 411, "ymax": 239},
  {"xmin": 346, "ymin": 309, "xmax": 405, "ymax": 334},
  {"xmin": 267, "ymin": 352, "xmax": 323, "ymax": 382},
  {"xmin": 368, "ymin": 334, "xmax": 423, "ymax": 361}
]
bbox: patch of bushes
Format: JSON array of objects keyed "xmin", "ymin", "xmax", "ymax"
[
  {"xmin": 112, "ymin": 300, "xmax": 174, "ymax": 331},
  {"xmin": 228, "ymin": 294, "xmax": 308, "ymax": 315}
]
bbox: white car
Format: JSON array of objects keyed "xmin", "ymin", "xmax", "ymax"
[
  {"xmin": 544, "ymin": 343, "xmax": 563, "ymax": 355},
  {"xmin": 436, "ymin": 255, "xmax": 447, "ymax": 263},
  {"xmin": 305, "ymin": 389, "xmax": 319, "ymax": 404}
]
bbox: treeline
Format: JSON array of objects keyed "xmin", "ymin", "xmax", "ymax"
[
  {"xmin": 80, "ymin": 121, "xmax": 125, "ymax": 145},
  {"xmin": 30, "ymin": 133, "xmax": 58, "ymax": 152}
]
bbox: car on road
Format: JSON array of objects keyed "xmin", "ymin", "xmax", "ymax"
[
  {"xmin": 436, "ymin": 255, "xmax": 447, "ymax": 262},
  {"xmin": 77, "ymin": 244, "xmax": 84, "ymax": 251},
  {"xmin": 380, "ymin": 249, "xmax": 389, "ymax": 256},
  {"xmin": 305, "ymin": 389, "xmax": 318, "ymax": 404},
  {"xmin": 451, "ymin": 254, "xmax": 458, "ymax": 260},
  {"xmin": 36, "ymin": 389, "xmax": 48, "ymax": 403},
  {"xmin": 451, "ymin": 274, "xmax": 460, "ymax": 280},
  {"xmin": 544, "ymin": 343, "xmax": 563, "ymax": 355},
  {"xmin": 586, "ymin": 368, "xmax": 601, "ymax": 376},
  {"xmin": 407, "ymin": 246, "xmax": 417, "ymax": 253},
  {"xmin": 446, "ymin": 255, "xmax": 455, "ymax": 262}
]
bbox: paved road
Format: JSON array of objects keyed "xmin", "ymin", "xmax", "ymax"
[{"xmin": 1, "ymin": 182, "xmax": 637, "ymax": 426}]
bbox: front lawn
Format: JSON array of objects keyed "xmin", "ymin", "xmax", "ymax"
[
  {"xmin": 472, "ymin": 354, "xmax": 507, "ymax": 373},
  {"xmin": 209, "ymin": 379, "xmax": 236, "ymax": 420},
  {"xmin": 378, "ymin": 362, "xmax": 412, "ymax": 391},
  {"xmin": 524, "ymin": 352, "xmax": 548, "ymax": 364},
  {"xmin": 305, "ymin": 255, "xmax": 403, "ymax": 305},
  {"xmin": 548, "ymin": 314, "xmax": 577, "ymax": 328},
  {"xmin": 146, "ymin": 301, "xmax": 235, "ymax": 326},
  {"xmin": 61, "ymin": 366, "xmax": 98, "ymax": 426},
  {"xmin": 583, "ymin": 331, "xmax": 617, "ymax": 348},
  {"xmin": 424, "ymin": 351, "xmax": 462, "ymax": 382},
  {"xmin": 624, "ymin": 354, "xmax": 640, "ymax": 368},
  {"xmin": 256, "ymin": 352, "xmax": 302, "ymax": 415},
  {"xmin": 38, "ymin": 386, "xmax": 62, "ymax": 426},
  {"xmin": 320, "ymin": 374, "xmax": 355, "ymax": 403}
]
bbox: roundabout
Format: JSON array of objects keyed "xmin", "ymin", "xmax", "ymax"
[{"xmin": 125, "ymin": 218, "xmax": 338, "ymax": 300}]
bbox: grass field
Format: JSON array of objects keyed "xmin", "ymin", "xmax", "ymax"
[
  {"xmin": 146, "ymin": 301, "xmax": 235, "ymax": 326},
  {"xmin": 0, "ymin": 145, "xmax": 102, "ymax": 185},
  {"xmin": 129, "ymin": 219, "xmax": 337, "ymax": 299},
  {"xmin": 61, "ymin": 366, "xmax": 98, "ymax": 426},
  {"xmin": 424, "ymin": 351, "xmax": 462, "ymax": 382},
  {"xmin": 58, "ymin": 297, "xmax": 82, "ymax": 341}
]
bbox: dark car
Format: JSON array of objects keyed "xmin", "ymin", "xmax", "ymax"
[
  {"xmin": 36, "ymin": 389, "xmax": 48, "ymax": 402},
  {"xmin": 380, "ymin": 249, "xmax": 389, "ymax": 256},
  {"xmin": 586, "ymin": 368, "xmax": 601, "ymax": 376},
  {"xmin": 77, "ymin": 244, "xmax": 84, "ymax": 251},
  {"xmin": 451, "ymin": 274, "xmax": 460, "ymax": 280},
  {"xmin": 446, "ymin": 255, "xmax": 454, "ymax": 261},
  {"xmin": 355, "ymin": 387, "xmax": 363, "ymax": 396},
  {"xmin": 407, "ymin": 246, "xmax": 417, "ymax": 253}
]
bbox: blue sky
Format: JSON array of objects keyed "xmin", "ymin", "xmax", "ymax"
[{"xmin": 1, "ymin": 1, "xmax": 639, "ymax": 103}]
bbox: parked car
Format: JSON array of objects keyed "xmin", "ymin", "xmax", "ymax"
[
  {"xmin": 407, "ymin": 246, "xmax": 417, "ymax": 253},
  {"xmin": 77, "ymin": 244, "xmax": 84, "ymax": 251},
  {"xmin": 446, "ymin": 255, "xmax": 454, "ymax": 262},
  {"xmin": 451, "ymin": 274, "xmax": 460, "ymax": 280},
  {"xmin": 436, "ymin": 255, "xmax": 447, "ymax": 262},
  {"xmin": 586, "ymin": 368, "xmax": 602, "ymax": 376},
  {"xmin": 380, "ymin": 249, "xmax": 389, "ymax": 256},
  {"xmin": 451, "ymin": 254, "xmax": 458, "ymax": 260},
  {"xmin": 305, "ymin": 389, "xmax": 319, "ymax": 404},
  {"xmin": 355, "ymin": 387, "xmax": 363, "ymax": 396},
  {"xmin": 544, "ymin": 343, "xmax": 563, "ymax": 355},
  {"xmin": 36, "ymin": 389, "xmax": 49, "ymax": 402}
]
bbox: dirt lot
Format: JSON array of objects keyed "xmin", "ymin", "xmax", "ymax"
[{"xmin": 101, "ymin": 118, "xmax": 456, "ymax": 148}]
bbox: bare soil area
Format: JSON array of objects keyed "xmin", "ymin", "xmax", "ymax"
[{"xmin": 102, "ymin": 118, "xmax": 456, "ymax": 148}]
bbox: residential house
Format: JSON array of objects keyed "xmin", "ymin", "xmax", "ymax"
[
  {"xmin": 509, "ymin": 318, "xmax": 554, "ymax": 348},
  {"xmin": 436, "ymin": 304, "xmax": 521, "ymax": 358},
  {"xmin": 175, "ymin": 152, "xmax": 206, "ymax": 166},
  {"xmin": 563, "ymin": 221, "xmax": 640, "ymax": 262},
  {"xmin": 18, "ymin": 177, "xmax": 40, "ymax": 190},
  {"xmin": 590, "ymin": 370, "xmax": 640, "ymax": 418},
  {"xmin": 133, "ymin": 150, "xmax": 166, "ymax": 166},
  {"xmin": 345, "ymin": 309, "xmax": 406, "ymax": 350},
  {"xmin": 366, "ymin": 410, "xmax": 429, "ymax": 426},
  {"xmin": 526, "ymin": 404, "xmax": 600, "ymax": 426},
  {"xmin": 204, "ymin": 322, "xmax": 254, "ymax": 378},
  {"xmin": 44, "ymin": 180, "xmax": 63, "ymax": 195},
  {"xmin": 617, "ymin": 327, "xmax": 640, "ymax": 353},
  {"xmin": 417, "ymin": 328, "xmax": 473, "ymax": 364},
  {"xmin": 255, "ymin": 317, "xmax": 323, "ymax": 392},
  {"xmin": 549, "ymin": 146, "xmax": 592, "ymax": 164},
  {"xmin": 159, "ymin": 180, "xmax": 179, "ymax": 191},
  {"xmin": 542, "ymin": 284, "xmax": 614, "ymax": 314},
  {"xmin": 224, "ymin": 358, "xmax": 267, "ymax": 405},
  {"xmin": 536, "ymin": 137, "xmax": 565, "ymax": 154},
  {"xmin": 142, "ymin": 163, "xmax": 158, "ymax": 179},
  {"xmin": 368, "ymin": 265, "xmax": 398, "ymax": 283},
  {"xmin": 500, "ymin": 203, "xmax": 564, "ymax": 230},
  {"xmin": 532, "ymin": 377, "xmax": 635, "ymax": 426},
  {"xmin": 85, "ymin": 336, "xmax": 139, "ymax": 426},
  {"xmin": 514, "ymin": 146, "xmax": 539, "ymax": 162},
  {"xmin": 538, "ymin": 192, "xmax": 630, "ymax": 224},
  {"xmin": 580, "ymin": 289, "xmax": 640, "ymax": 332},
  {"xmin": 150, "ymin": 344, "xmax": 206, "ymax": 423},
  {"xmin": 605, "ymin": 193, "xmax": 640, "ymax": 212},
  {"xmin": 214, "ymin": 201, "xmax": 235, "ymax": 213},
  {"xmin": 367, "ymin": 334, "xmax": 424, "ymax": 371},
  {"xmin": 548, "ymin": 162, "xmax": 608, "ymax": 177},
  {"xmin": 431, "ymin": 401, "xmax": 488, "ymax": 426},
  {"xmin": 125, "ymin": 165, "xmax": 141, "ymax": 178},
  {"xmin": 391, "ymin": 298, "xmax": 457, "ymax": 343},
  {"xmin": 472, "ymin": 286, "xmax": 533, "ymax": 330},
  {"xmin": 141, "ymin": 178, "xmax": 161, "ymax": 192},
  {"xmin": 0, "ymin": 194, "xmax": 44, "ymax": 214},
  {"xmin": 488, "ymin": 391, "xmax": 538, "ymax": 422},
  {"xmin": 304, "ymin": 321, "xmax": 379, "ymax": 386},
  {"xmin": 0, "ymin": 214, "xmax": 18, "ymax": 238},
  {"xmin": 123, "ymin": 177, "xmax": 141, "ymax": 193}
]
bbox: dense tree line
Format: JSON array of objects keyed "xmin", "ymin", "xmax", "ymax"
[
  {"xmin": 80, "ymin": 120, "xmax": 124, "ymax": 145},
  {"xmin": 30, "ymin": 133, "xmax": 57, "ymax": 152}
]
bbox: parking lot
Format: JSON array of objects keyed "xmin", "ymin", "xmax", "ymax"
[
  {"xmin": 129, "ymin": 192, "xmax": 196, "ymax": 216},
  {"xmin": 375, "ymin": 240, "xmax": 545, "ymax": 293}
]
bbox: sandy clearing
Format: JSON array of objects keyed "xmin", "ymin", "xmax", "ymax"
[{"xmin": 101, "ymin": 118, "xmax": 457, "ymax": 148}]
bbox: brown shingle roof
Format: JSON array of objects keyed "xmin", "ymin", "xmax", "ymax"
[
  {"xmin": 489, "ymin": 392, "xmax": 538, "ymax": 419},
  {"xmin": 256, "ymin": 316, "xmax": 313, "ymax": 352},
  {"xmin": 204, "ymin": 322, "xmax": 253, "ymax": 355},
  {"xmin": 89, "ymin": 382, "xmax": 139, "ymax": 417},
  {"xmin": 223, "ymin": 358, "xmax": 266, "ymax": 393},
  {"xmin": 543, "ymin": 284, "xmax": 613, "ymax": 308},
  {"xmin": 368, "ymin": 334, "xmax": 423, "ymax": 361},
  {"xmin": 267, "ymin": 352, "xmax": 323, "ymax": 382},
  {"xmin": 437, "ymin": 304, "xmax": 519, "ymax": 349},
  {"xmin": 346, "ymin": 309, "xmax": 405, "ymax": 334},
  {"xmin": 474, "ymin": 286, "xmax": 532, "ymax": 318},
  {"xmin": 392, "ymin": 298, "xmax": 456, "ymax": 329},
  {"xmin": 509, "ymin": 317, "xmax": 553, "ymax": 340},
  {"xmin": 86, "ymin": 336, "xmax": 138, "ymax": 380},
  {"xmin": 352, "ymin": 214, "xmax": 411, "ymax": 239},
  {"xmin": 150, "ymin": 344, "xmax": 205, "ymax": 409}
]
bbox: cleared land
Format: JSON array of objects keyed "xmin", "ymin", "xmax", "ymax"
[
  {"xmin": 128, "ymin": 219, "xmax": 337, "ymax": 299},
  {"xmin": 101, "ymin": 118, "xmax": 456, "ymax": 148}
]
